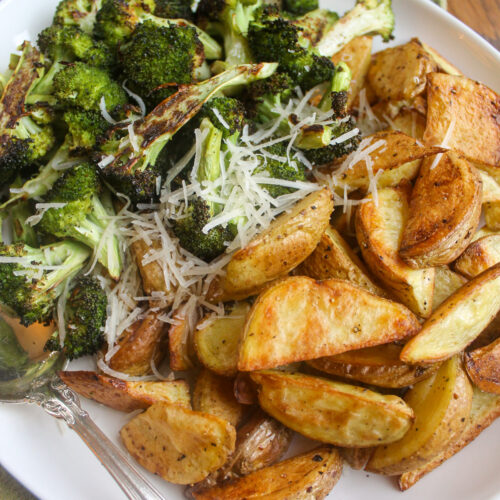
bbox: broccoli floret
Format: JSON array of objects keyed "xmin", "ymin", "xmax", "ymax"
[
  {"xmin": 54, "ymin": 0, "xmax": 104, "ymax": 33},
  {"xmin": 319, "ymin": 61, "xmax": 351, "ymax": 116},
  {"xmin": 63, "ymin": 109, "xmax": 110, "ymax": 152},
  {"xmin": 44, "ymin": 276, "xmax": 107, "ymax": 359},
  {"xmin": 154, "ymin": 0, "xmax": 193, "ymax": 20},
  {"xmin": 200, "ymin": 96, "xmax": 245, "ymax": 138},
  {"xmin": 0, "ymin": 241, "xmax": 90, "ymax": 326},
  {"xmin": 316, "ymin": 0, "xmax": 395, "ymax": 57},
  {"xmin": 97, "ymin": 62, "xmax": 277, "ymax": 203},
  {"xmin": 248, "ymin": 12, "xmax": 334, "ymax": 90},
  {"xmin": 94, "ymin": 0, "xmax": 222, "ymax": 59},
  {"xmin": 291, "ymin": 9, "xmax": 339, "ymax": 47},
  {"xmin": 283, "ymin": 0, "xmax": 318, "ymax": 16},
  {"xmin": 53, "ymin": 62, "xmax": 127, "ymax": 113},
  {"xmin": 0, "ymin": 43, "xmax": 56, "ymax": 181},
  {"xmin": 38, "ymin": 163, "xmax": 123, "ymax": 280},
  {"xmin": 119, "ymin": 21, "xmax": 208, "ymax": 108}
]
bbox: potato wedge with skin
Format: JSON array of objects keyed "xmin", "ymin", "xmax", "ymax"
[
  {"xmin": 366, "ymin": 356, "xmax": 472, "ymax": 475},
  {"xmin": 193, "ymin": 370, "xmax": 244, "ymax": 427},
  {"xmin": 298, "ymin": 226, "xmax": 385, "ymax": 296},
  {"xmin": 484, "ymin": 201, "xmax": 500, "ymax": 231},
  {"xmin": 432, "ymin": 266, "xmax": 468, "ymax": 311},
  {"xmin": 332, "ymin": 131, "xmax": 444, "ymax": 193},
  {"xmin": 220, "ymin": 188, "xmax": 333, "ymax": 298},
  {"xmin": 454, "ymin": 234, "xmax": 500, "ymax": 279},
  {"xmin": 108, "ymin": 311, "xmax": 167, "ymax": 376},
  {"xmin": 192, "ymin": 446, "xmax": 342, "ymax": 500},
  {"xmin": 368, "ymin": 39, "xmax": 438, "ymax": 102},
  {"xmin": 339, "ymin": 447, "xmax": 373, "ymax": 470},
  {"xmin": 465, "ymin": 337, "xmax": 500, "ymax": 395},
  {"xmin": 423, "ymin": 73, "xmax": 500, "ymax": 169},
  {"xmin": 469, "ymin": 310, "xmax": 500, "ymax": 351},
  {"xmin": 356, "ymin": 185, "xmax": 435, "ymax": 318},
  {"xmin": 131, "ymin": 239, "xmax": 168, "ymax": 296},
  {"xmin": 400, "ymin": 263, "xmax": 500, "ymax": 364},
  {"xmin": 331, "ymin": 36, "xmax": 373, "ymax": 109},
  {"xmin": 251, "ymin": 371, "xmax": 414, "ymax": 447},
  {"xmin": 399, "ymin": 153, "xmax": 482, "ymax": 268},
  {"xmin": 194, "ymin": 303, "xmax": 250, "ymax": 376},
  {"xmin": 238, "ymin": 277, "xmax": 421, "ymax": 371},
  {"xmin": 168, "ymin": 305, "xmax": 195, "ymax": 371},
  {"xmin": 58, "ymin": 371, "xmax": 191, "ymax": 412},
  {"xmin": 307, "ymin": 344, "xmax": 439, "ymax": 389},
  {"xmin": 120, "ymin": 403, "xmax": 236, "ymax": 485},
  {"xmin": 478, "ymin": 170, "xmax": 500, "ymax": 203},
  {"xmin": 398, "ymin": 387, "xmax": 500, "ymax": 490}
]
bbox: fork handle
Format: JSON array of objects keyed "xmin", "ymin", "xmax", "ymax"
[{"xmin": 28, "ymin": 378, "xmax": 164, "ymax": 500}]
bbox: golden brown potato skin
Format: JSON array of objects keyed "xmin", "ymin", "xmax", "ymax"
[
  {"xmin": 222, "ymin": 188, "xmax": 334, "ymax": 297},
  {"xmin": 399, "ymin": 153, "xmax": 482, "ymax": 268},
  {"xmin": 192, "ymin": 446, "xmax": 343, "ymax": 500},
  {"xmin": 465, "ymin": 337, "xmax": 500, "ymax": 394},
  {"xmin": 131, "ymin": 239, "xmax": 167, "ymax": 296},
  {"xmin": 168, "ymin": 306, "xmax": 195, "ymax": 371},
  {"xmin": 238, "ymin": 277, "xmax": 420, "ymax": 371},
  {"xmin": 366, "ymin": 356, "xmax": 473, "ymax": 475},
  {"xmin": 59, "ymin": 371, "xmax": 191, "ymax": 412},
  {"xmin": 454, "ymin": 234, "xmax": 500, "ymax": 279},
  {"xmin": 307, "ymin": 344, "xmax": 439, "ymax": 389},
  {"xmin": 120, "ymin": 403, "xmax": 236, "ymax": 485},
  {"xmin": 398, "ymin": 387, "xmax": 500, "ymax": 490},
  {"xmin": 423, "ymin": 73, "xmax": 500, "ymax": 169},
  {"xmin": 108, "ymin": 312, "xmax": 168, "ymax": 376},
  {"xmin": 339, "ymin": 447, "xmax": 373, "ymax": 471},
  {"xmin": 251, "ymin": 371, "xmax": 414, "ymax": 447}
]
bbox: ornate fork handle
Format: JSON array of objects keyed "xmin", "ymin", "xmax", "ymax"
[{"xmin": 28, "ymin": 377, "xmax": 164, "ymax": 500}]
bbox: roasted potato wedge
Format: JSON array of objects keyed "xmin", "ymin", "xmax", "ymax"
[
  {"xmin": 59, "ymin": 371, "xmax": 191, "ymax": 412},
  {"xmin": 251, "ymin": 371, "xmax": 414, "ymax": 447},
  {"xmin": 298, "ymin": 226, "xmax": 385, "ymax": 296},
  {"xmin": 454, "ymin": 234, "xmax": 500, "ymax": 278},
  {"xmin": 484, "ymin": 201, "xmax": 500, "ymax": 231},
  {"xmin": 432, "ymin": 266, "xmax": 468, "ymax": 310},
  {"xmin": 192, "ymin": 446, "xmax": 343, "ymax": 500},
  {"xmin": 469, "ymin": 310, "xmax": 500, "ymax": 351},
  {"xmin": 465, "ymin": 337, "xmax": 500, "ymax": 395},
  {"xmin": 168, "ymin": 305, "xmax": 195, "ymax": 371},
  {"xmin": 398, "ymin": 387, "xmax": 500, "ymax": 490},
  {"xmin": 388, "ymin": 108, "xmax": 426, "ymax": 140},
  {"xmin": 108, "ymin": 311, "xmax": 167, "ymax": 376},
  {"xmin": 368, "ymin": 39, "xmax": 437, "ymax": 101},
  {"xmin": 401, "ymin": 263, "xmax": 500, "ymax": 363},
  {"xmin": 193, "ymin": 369, "xmax": 244, "ymax": 427},
  {"xmin": 479, "ymin": 170, "xmax": 500, "ymax": 203},
  {"xmin": 331, "ymin": 35, "xmax": 373, "ymax": 109},
  {"xmin": 332, "ymin": 131, "xmax": 444, "ymax": 193},
  {"xmin": 366, "ymin": 356, "xmax": 472, "ymax": 475},
  {"xmin": 131, "ymin": 239, "xmax": 168, "ymax": 296},
  {"xmin": 220, "ymin": 188, "xmax": 333, "ymax": 298},
  {"xmin": 194, "ymin": 303, "xmax": 250, "ymax": 376},
  {"xmin": 307, "ymin": 344, "xmax": 439, "ymax": 389},
  {"xmin": 238, "ymin": 277, "xmax": 420, "ymax": 371},
  {"xmin": 339, "ymin": 447, "xmax": 373, "ymax": 471},
  {"xmin": 120, "ymin": 403, "xmax": 236, "ymax": 485},
  {"xmin": 399, "ymin": 153, "xmax": 482, "ymax": 268},
  {"xmin": 356, "ymin": 185, "xmax": 435, "ymax": 317},
  {"xmin": 423, "ymin": 73, "xmax": 500, "ymax": 169}
]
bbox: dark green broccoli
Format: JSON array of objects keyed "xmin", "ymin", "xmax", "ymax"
[
  {"xmin": 0, "ymin": 241, "xmax": 90, "ymax": 326},
  {"xmin": 283, "ymin": 0, "xmax": 318, "ymax": 16},
  {"xmin": 154, "ymin": 0, "xmax": 193, "ymax": 20},
  {"xmin": 53, "ymin": 62, "xmax": 127, "ymax": 113},
  {"xmin": 38, "ymin": 163, "xmax": 123, "ymax": 280},
  {"xmin": 94, "ymin": 0, "xmax": 221, "ymax": 59},
  {"xmin": 44, "ymin": 276, "xmax": 107, "ymax": 359},
  {"xmin": 119, "ymin": 20, "xmax": 209, "ymax": 109},
  {"xmin": 97, "ymin": 62, "xmax": 277, "ymax": 203},
  {"xmin": 200, "ymin": 96, "xmax": 246, "ymax": 138},
  {"xmin": 316, "ymin": 0, "xmax": 394, "ymax": 57},
  {"xmin": 54, "ymin": 0, "xmax": 104, "ymax": 33},
  {"xmin": 0, "ymin": 43, "xmax": 56, "ymax": 182},
  {"xmin": 63, "ymin": 109, "xmax": 110, "ymax": 152},
  {"xmin": 247, "ymin": 10, "xmax": 335, "ymax": 90}
]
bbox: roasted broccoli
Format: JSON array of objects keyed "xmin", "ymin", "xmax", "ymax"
[
  {"xmin": 44, "ymin": 275, "xmax": 107, "ymax": 359},
  {"xmin": 316, "ymin": 0, "xmax": 395, "ymax": 57},
  {"xmin": 200, "ymin": 96, "xmax": 246, "ymax": 138},
  {"xmin": 54, "ymin": 0, "xmax": 104, "ymax": 33},
  {"xmin": 319, "ymin": 61, "xmax": 351, "ymax": 116},
  {"xmin": 0, "ymin": 43, "xmax": 56, "ymax": 182},
  {"xmin": 63, "ymin": 109, "xmax": 110, "ymax": 152},
  {"xmin": 0, "ymin": 240, "xmax": 90, "ymax": 326},
  {"xmin": 283, "ymin": 0, "xmax": 318, "ymax": 16},
  {"xmin": 291, "ymin": 9, "xmax": 338, "ymax": 47},
  {"xmin": 38, "ymin": 163, "xmax": 123, "ymax": 280}
]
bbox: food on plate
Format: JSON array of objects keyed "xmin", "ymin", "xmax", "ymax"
[
  {"xmin": 251, "ymin": 370, "xmax": 414, "ymax": 447},
  {"xmin": 401, "ymin": 263, "xmax": 500, "ymax": 363},
  {"xmin": 465, "ymin": 338, "xmax": 500, "ymax": 395},
  {"xmin": 120, "ymin": 403, "xmax": 236, "ymax": 484},
  {"xmin": 307, "ymin": 344, "xmax": 439, "ymax": 388},
  {"xmin": 1, "ymin": 0, "xmax": 499, "ymax": 496},
  {"xmin": 238, "ymin": 276, "xmax": 420, "ymax": 371},
  {"xmin": 366, "ymin": 356, "xmax": 472, "ymax": 475},
  {"xmin": 191, "ymin": 446, "xmax": 343, "ymax": 500},
  {"xmin": 356, "ymin": 185, "xmax": 435, "ymax": 317},
  {"xmin": 399, "ymin": 152, "xmax": 482, "ymax": 268},
  {"xmin": 59, "ymin": 370, "xmax": 191, "ymax": 412}
]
